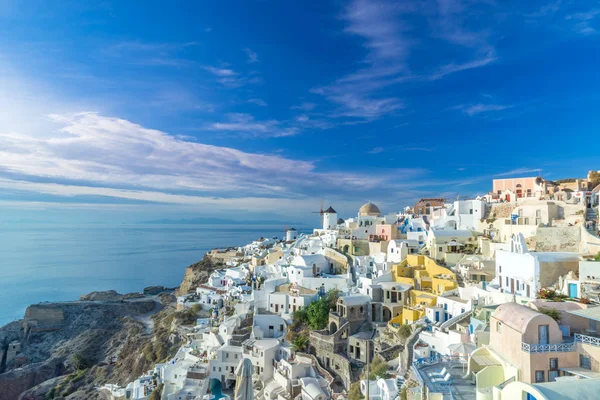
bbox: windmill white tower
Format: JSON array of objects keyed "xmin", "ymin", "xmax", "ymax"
[{"xmin": 322, "ymin": 206, "xmax": 337, "ymax": 230}]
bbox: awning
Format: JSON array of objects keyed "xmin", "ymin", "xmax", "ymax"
[
  {"xmin": 566, "ymin": 306, "xmax": 600, "ymax": 322},
  {"xmin": 560, "ymin": 367, "xmax": 600, "ymax": 379},
  {"xmin": 471, "ymin": 354, "xmax": 500, "ymax": 367}
]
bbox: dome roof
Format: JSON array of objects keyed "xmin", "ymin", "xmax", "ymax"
[{"xmin": 359, "ymin": 202, "xmax": 381, "ymax": 217}]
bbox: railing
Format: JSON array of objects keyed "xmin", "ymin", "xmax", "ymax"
[
  {"xmin": 496, "ymin": 376, "xmax": 515, "ymax": 390},
  {"xmin": 575, "ymin": 333, "xmax": 600, "ymax": 346},
  {"xmin": 521, "ymin": 333, "xmax": 600, "ymax": 353},
  {"xmin": 521, "ymin": 342, "xmax": 576, "ymax": 353}
]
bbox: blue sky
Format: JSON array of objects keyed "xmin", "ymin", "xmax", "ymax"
[{"xmin": 1, "ymin": 0, "xmax": 599, "ymax": 224}]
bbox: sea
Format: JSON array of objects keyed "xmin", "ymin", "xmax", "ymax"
[{"xmin": 0, "ymin": 223, "xmax": 292, "ymax": 326}]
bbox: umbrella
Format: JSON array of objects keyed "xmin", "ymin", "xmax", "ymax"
[
  {"xmin": 234, "ymin": 358, "xmax": 254, "ymax": 400},
  {"xmin": 449, "ymin": 342, "xmax": 475, "ymax": 353},
  {"xmin": 448, "ymin": 342, "xmax": 476, "ymax": 372}
]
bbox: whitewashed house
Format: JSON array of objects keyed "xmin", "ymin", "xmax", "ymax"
[
  {"xmin": 491, "ymin": 233, "xmax": 582, "ymax": 298},
  {"xmin": 386, "ymin": 239, "xmax": 420, "ymax": 263}
]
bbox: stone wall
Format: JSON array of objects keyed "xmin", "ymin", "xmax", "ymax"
[
  {"xmin": 23, "ymin": 305, "xmax": 65, "ymax": 334},
  {"xmin": 535, "ymin": 226, "xmax": 581, "ymax": 252},
  {"xmin": 323, "ymin": 248, "xmax": 349, "ymax": 271}
]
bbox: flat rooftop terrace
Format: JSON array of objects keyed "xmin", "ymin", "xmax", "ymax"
[{"xmin": 416, "ymin": 361, "xmax": 475, "ymax": 400}]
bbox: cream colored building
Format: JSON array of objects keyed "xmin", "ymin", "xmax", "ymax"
[{"xmin": 468, "ymin": 302, "xmax": 600, "ymax": 400}]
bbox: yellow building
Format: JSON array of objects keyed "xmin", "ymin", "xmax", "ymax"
[
  {"xmin": 392, "ymin": 255, "xmax": 457, "ymax": 295},
  {"xmin": 387, "ymin": 256, "xmax": 458, "ymax": 329}
]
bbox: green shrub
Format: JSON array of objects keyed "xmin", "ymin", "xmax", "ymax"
[
  {"xmin": 539, "ymin": 307, "xmax": 561, "ymax": 323},
  {"xmin": 398, "ymin": 324, "xmax": 412, "ymax": 340},
  {"xmin": 72, "ymin": 352, "xmax": 93, "ymax": 370}
]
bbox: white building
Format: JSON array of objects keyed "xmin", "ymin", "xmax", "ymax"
[
  {"xmin": 299, "ymin": 377, "xmax": 328, "ymax": 400},
  {"xmin": 322, "ymin": 206, "xmax": 337, "ymax": 230},
  {"xmin": 386, "ymin": 239, "xmax": 420, "ymax": 263},
  {"xmin": 431, "ymin": 199, "xmax": 487, "ymax": 231},
  {"xmin": 491, "ymin": 233, "xmax": 582, "ymax": 298},
  {"xmin": 208, "ymin": 345, "xmax": 244, "ymax": 388},
  {"xmin": 427, "ymin": 228, "xmax": 475, "ymax": 264},
  {"xmin": 252, "ymin": 314, "xmax": 287, "ymax": 339}
]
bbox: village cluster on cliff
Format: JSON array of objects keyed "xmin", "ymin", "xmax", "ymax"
[{"xmin": 4, "ymin": 171, "xmax": 600, "ymax": 400}]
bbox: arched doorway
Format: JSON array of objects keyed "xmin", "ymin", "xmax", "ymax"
[{"xmin": 329, "ymin": 321, "xmax": 338, "ymax": 334}]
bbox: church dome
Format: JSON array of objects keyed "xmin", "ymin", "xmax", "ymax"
[{"xmin": 359, "ymin": 202, "xmax": 381, "ymax": 217}]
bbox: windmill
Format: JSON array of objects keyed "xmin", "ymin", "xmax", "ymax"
[{"xmin": 312, "ymin": 199, "xmax": 325, "ymax": 226}]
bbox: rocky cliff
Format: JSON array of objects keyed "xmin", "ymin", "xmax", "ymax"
[
  {"xmin": 0, "ymin": 252, "xmax": 219, "ymax": 399},
  {"xmin": 177, "ymin": 255, "xmax": 220, "ymax": 295},
  {"xmin": 0, "ymin": 292, "xmax": 181, "ymax": 400}
]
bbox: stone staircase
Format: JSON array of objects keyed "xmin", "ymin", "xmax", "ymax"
[{"xmin": 586, "ymin": 206, "xmax": 598, "ymax": 236}]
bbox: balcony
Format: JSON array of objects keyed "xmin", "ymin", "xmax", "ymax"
[
  {"xmin": 521, "ymin": 333, "xmax": 600, "ymax": 353},
  {"xmin": 521, "ymin": 342, "xmax": 576, "ymax": 353}
]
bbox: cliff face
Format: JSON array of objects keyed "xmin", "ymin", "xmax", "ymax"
[
  {"xmin": 176, "ymin": 255, "xmax": 219, "ymax": 295},
  {"xmin": 0, "ymin": 252, "xmax": 216, "ymax": 399},
  {"xmin": 0, "ymin": 293, "xmax": 177, "ymax": 400}
]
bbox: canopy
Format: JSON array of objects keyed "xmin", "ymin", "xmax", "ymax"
[
  {"xmin": 448, "ymin": 342, "xmax": 476, "ymax": 355},
  {"xmin": 566, "ymin": 306, "xmax": 600, "ymax": 322},
  {"xmin": 234, "ymin": 358, "xmax": 254, "ymax": 400}
]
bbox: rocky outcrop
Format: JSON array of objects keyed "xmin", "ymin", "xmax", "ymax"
[
  {"xmin": 0, "ymin": 358, "xmax": 64, "ymax": 400},
  {"xmin": 0, "ymin": 295, "xmax": 163, "ymax": 400},
  {"xmin": 177, "ymin": 255, "xmax": 219, "ymax": 295}
]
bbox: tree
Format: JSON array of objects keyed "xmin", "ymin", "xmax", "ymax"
[
  {"xmin": 589, "ymin": 171, "xmax": 600, "ymax": 189},
  {"xmin": 398, "ymin": 324, "xmax": 412, "ymax": 340},
  {"xmin": 594, "ymin": 252, "xmax": 600, "ymax": 262},
  {"xmin": 364, "ymin": 356, "xmax": 389, "ymax": 380},
  {"xmin": 148, "ymin": 384, "xmax": 163, "ymax": 400},
  {"xmin": 292, "ymin": 335, "xmax": 309, "ymax": 352},
  {"xmin": 348, "ymin": 382, "xmax": 362, "ymax": 400}
]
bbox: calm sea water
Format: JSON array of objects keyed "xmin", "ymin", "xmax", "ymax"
[{"xmin": 0, "ymin": 223, "xmax": 288, "ymax": 326}]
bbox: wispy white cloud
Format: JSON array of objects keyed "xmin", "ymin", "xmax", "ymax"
[
  {"xmin": 244, "ymin": 48, "xmax": 259, "ymax": 63},
  {"xmin": 310, "ymin": 0, "xmax": 499, "ymax": 121},
  {"xmin": 247, "ymin": 98, "xmax": 267, "ymax": 106},
  {"xmin": 207, "ymin": 113, "xmax": 297, "ymax": 137},
  {"xmin": 566, "ymin": 9, "xmax": 600, "ymax": 35},
  {"xmin": 430, "ymin": 54, "xmax": 497, "ymax": 80},
  {"xmin": 202, "ymin": 66, "xmax": 237, "ymax": 77},
  {"xmin": 494, "ymin": 168, "xmax": 542, "ymax": 177},
  {"xmin": 0, "ymin": 111, "xmax": 453, "ymax": 212},
  {"xmin": 103, "ymin": 40, "xmax": 198, "ymax": 67},
  {"xmin": 291, "ymin": 102, "xmax": 317, "ymax": 111},
  {"xmin": 202, "ymin": 65, "xmax": 261, "ymax": 88},
  {"xmin": 454, "ymin": 103, "xmax": 513, "ymax": 116}
]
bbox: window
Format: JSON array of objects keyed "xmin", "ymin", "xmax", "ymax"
[
  {"xmin": 549, "ymin": 358, "xmax": 558, "ymax": 369},
  {"xmin": 506, "ymin": 277, "xmax": 509, "ymax": 286},
  {"xmin": 525, "ymin": 217, "xmax": 530, "ymax": 225},
  {"xmin": 439, "ymin": 247, "xmax": 443, "ymax": 252},
  {"xmin": 581, "ymin": 354, "xmax": 591, "ymax": 369},
  {"xmin": 269, "ymin": 325, "xmax": 274, "ymax": 330},
  {"xmin": 535, "ymin": 370, "xmax": 544, "ymax": 383},
  {"xmin": 280, "ymin": 324, "xmax": 284, "ymax": 332},
  {"xmin": 226, "ymin": 353, "xmax": 229, "ymax": 359},
  {"xmin": 499, "ymin": 265, "xmax": 502, "ymax": 273},
  {"xmin": 497, "ymin": 321, "xmax": 502, "ymax": 333},
  {"xmin": 469, "ymin": 209, "xmax": 473, "ymax": 214}
]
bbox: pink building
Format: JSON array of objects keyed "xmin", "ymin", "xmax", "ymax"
[{"xmin": 492, "ymin": 177, "xmax": 549, "ymax": 201}]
